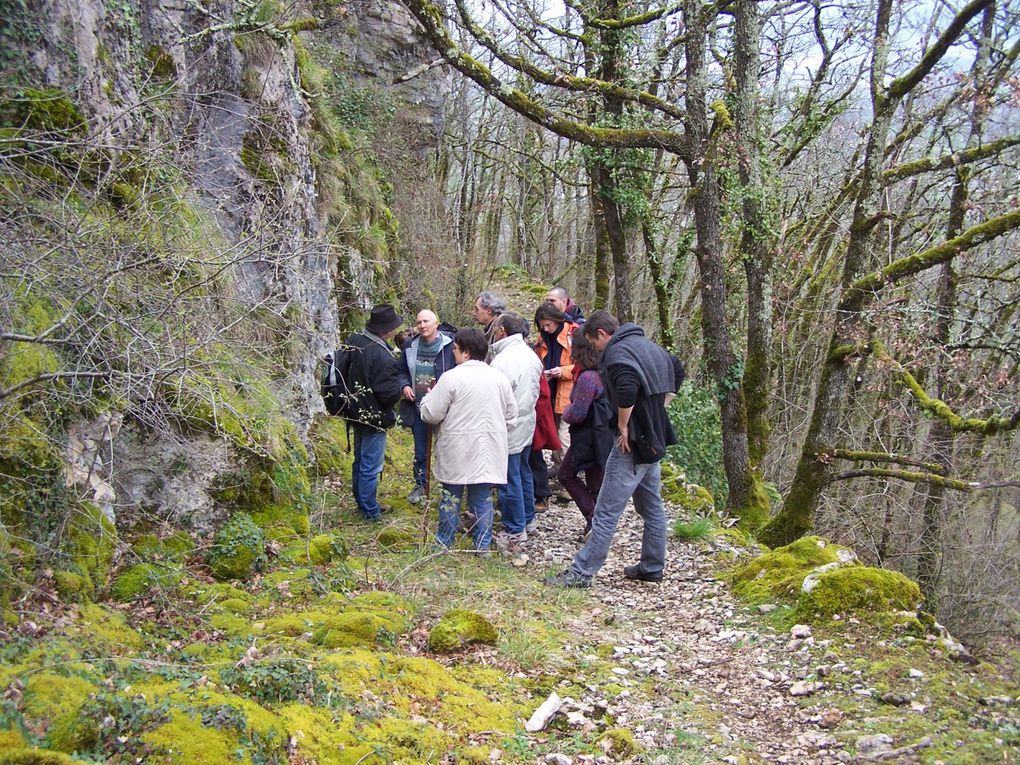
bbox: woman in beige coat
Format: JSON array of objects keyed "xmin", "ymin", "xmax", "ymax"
[{"xmin": 420, "ymin": 328, "xmax": 517, "ymax": 552}]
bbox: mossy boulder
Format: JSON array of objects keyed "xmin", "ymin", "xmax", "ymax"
[
  {"xmin": 21, "ymin": 672, "xmax": 97, "ymax": 752},
  {"xmin": 795, "ymin": 566, "xmax": 922, "ymax": 622},
  {"xmin": 308, "ymin": 533, "xmax": 347, "ymax": 564},
  {"xmin": 131, "ymin": 531, "xmax": 194, "ymax": 562},
  {"xmin": 428, "ymin": 609, "xmax": 498, "ymax": 653},
  {"xmin": 312, "ymin": 591, "xmax": 413, "ymax": 649},
  {"xmin": 0, "ymin": 729, "xmax": 26, "ymax": 750},
  {"xmin": 729, "ymin": 536, "xmax": 853, "ymax": 604},
  {"xmin": 376, "ymin": 526, "xmax": 417, "ymax": 550},
  {"xmin": 207, "ymin": 513, "xmax": 267, "ymax": 581},
  {"xmin": 62, "ymin": 502, "xmax": 117, "ymax": 598},
  {"xmin": 51, "ymin": 571, "xmax": 86, "ymax": 601},
  {"xmin": 308, "ymin": 416, "xmax": 351, "ymax": 476},
  {"xmin": 109, "ymin": 563, "xmax": 182, "ymax": 601}
]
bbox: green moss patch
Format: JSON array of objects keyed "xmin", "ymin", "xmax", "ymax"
[
  {"xmin": 21, "ymin": 672, "xmax": 97, "ymax": 752},
  {"xmin": 110, "ymin": 563, "xmax": 182, "ymax": 601},
  {"xmin": 795, "ymin": 565, "xmax": 921, "ymax": 621},
  {"xmin": 71, "ymin": 603, "xmax": 144, "ymax": 654},
  {"xmin": 428, "ymin": 609, "xmax": 498, "ymax": 653},
  {"xmin": 0, "ymin": 749, "xmax": 78, "ymax": 764}
]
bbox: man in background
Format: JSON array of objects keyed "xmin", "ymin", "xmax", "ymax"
[{"xmin": 546, "ymin": 286, "xmax": 585, "ymax": 324}]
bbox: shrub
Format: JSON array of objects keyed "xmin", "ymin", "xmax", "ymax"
[{"xmin": 666, "ymin": 383, "xmax": 727, "ymax": 511}]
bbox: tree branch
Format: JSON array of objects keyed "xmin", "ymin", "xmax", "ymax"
[
  {"xmin": 401, "ymin": 0, "xmax": 689, "ymax": 155},
  {"xmin": 839, "ymin": 207, "xmax": 1020, "ymax": 311},
  {"xmin": 882, "ymin": 134, "xmax": 1020, "ymax": 184},
  {"xmin": 887, "ymin": 0, "xmax": 993, "ymax": 100},
  {"xmin": 872, "ymin": 339, "xmax": 1020, "ymax": 435},
  {"xmin": 825, "ymin": 448, "xmax": 946, "ymax": 474},
  {"xmin": 831, "ymin": 468, "xmax": 1018, "ymax": 492}
]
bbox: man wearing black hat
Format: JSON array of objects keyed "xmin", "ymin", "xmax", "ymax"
[{"xmin": 344, "ymin": 304, "xmax": 404, "ymax": 521}]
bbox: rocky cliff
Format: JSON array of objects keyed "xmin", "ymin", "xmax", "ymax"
[{"xmin": 0, "ymin": 0, "xmax": 447, "ymax": 545}]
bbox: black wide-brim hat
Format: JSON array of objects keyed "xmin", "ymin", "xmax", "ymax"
[{"xmin": 365, "ymin": 304, "xmax": 402, "ymax": 335}]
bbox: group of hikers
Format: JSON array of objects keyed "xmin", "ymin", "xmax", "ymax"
[{"xmin": 325, "ymin": 287, "xmax": 685, "ymax": 589}]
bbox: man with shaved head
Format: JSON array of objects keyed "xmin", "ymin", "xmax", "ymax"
[
  {"xmin": 398, "ymin": 309, "xmax": 455, "ymax": 504},
  {"xmin": 546, "ymin": 286, "xmax": 585, "ymax": 325}
]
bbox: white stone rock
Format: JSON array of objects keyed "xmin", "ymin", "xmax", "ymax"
[
  {"xmin": 525, "ymin": 692, "xmax": 562, "ymax": 732},
  {"xmin": 790, "ymin": 624, "xmax": 813, "ymax": 639}
]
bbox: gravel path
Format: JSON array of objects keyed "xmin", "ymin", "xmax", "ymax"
[{"xmin": 514, "ymin": 493, "xmax": 853, "ymax": 765}]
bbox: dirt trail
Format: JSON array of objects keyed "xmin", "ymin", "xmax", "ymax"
[{"xmin": 514, "ymin": 496, "xmax": 861, "ymax": 764}]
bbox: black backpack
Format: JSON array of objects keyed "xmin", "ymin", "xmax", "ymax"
[{"xmin": 321, "ymin": 346, "xmax": 355, "ymax": 417}]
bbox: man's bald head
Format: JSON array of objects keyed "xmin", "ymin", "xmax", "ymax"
[
  {"xmin": 415, "ymin": 310, "xmax": 439, "ymax": 342},
  {"xmin": 546, "ymin": 287, "xmax": 569, "ymax": 313}
]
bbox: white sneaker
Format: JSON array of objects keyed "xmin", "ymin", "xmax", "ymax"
[{"xmin": 525, "ymin": 519, "xmax": 538, "ymax": 534}]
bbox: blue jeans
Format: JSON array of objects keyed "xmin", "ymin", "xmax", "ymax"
[
  {"xmin": 437, "ymin": 483, "xmax": 493, "ymax": 550},
  {"xmin": 497, "ymin": 449, "xmax": 534, "ymax": 534},
  {"xmin": 570, "ymin": 445, "xmax": 667, "ymax": 578},
  {"xmin": 352, "ymin": 425, "xmax": 387, "ymax": 520},
  {"xmin": 410, "ymin": 414, "xmax": 430, "ymax": 489}
]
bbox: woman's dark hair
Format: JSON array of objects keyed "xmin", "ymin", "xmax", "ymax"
[
  {"xmin": 570, "ymin": 327, "xmax": 601, "ymax": 371},
  {"xmin": 454, "ymin": 328, "xmax": 488, "ymax": 360},
  {"xmin": 534, "ymin": 303, "xmax": 567, "ymax": 326}
]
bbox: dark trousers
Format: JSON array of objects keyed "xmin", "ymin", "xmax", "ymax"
[
  {"xmin": 529, "ymin": 447, "xmax": 551, "ymax": 500},
  {"xmin": 558, "ymin": 447, "xmax": 604, "ymax": 524}
]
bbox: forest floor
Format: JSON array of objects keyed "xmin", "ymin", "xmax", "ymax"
[{"xmin": 2, "ymin": 426, "xmax": 1018, "ymax": 765}]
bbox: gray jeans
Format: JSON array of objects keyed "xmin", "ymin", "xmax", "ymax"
[{"xmin": 569, "ymin": 445, "xmax": 668, "ymax": 578}]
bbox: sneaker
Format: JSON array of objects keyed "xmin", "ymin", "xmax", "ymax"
[
  {"xmin": 476, "ymin": 548, "xmax": 492, "ymax": 559},
  {"xmin": 495, "ymin": 530, "xmax": 527, "ymax": 551},
  {"xmin": 622, "ymin": 564, "xmax": 663, "ymax": 582},
  {"xmin": 457, "ymin": 511, "xmax": 477, "ymax": 534},
  {"xmin": 525, "ymin": 519, "xmax": 538, "ymax": 534},
  {"xmin": 407, "ymin": 486, "xmax": 425, "ymax": 505},
  {"xmin": 543, "ymin": 570, "xmax": 591, "ymax": 589}
]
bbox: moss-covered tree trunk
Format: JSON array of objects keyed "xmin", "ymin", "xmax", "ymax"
[
  {"xmin": 683, "ymin": 0, "xmax": 766, "ymax": 529},
  {"xmin": 733, "ymin": 0, "xmax": 774, "ymax": 471}
]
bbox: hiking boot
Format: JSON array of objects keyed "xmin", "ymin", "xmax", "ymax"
[
  {"xmin": 495, "ymin": 530, "xmax": 527, "ymax": 551},
  {"xmin": 575, "ymin": 522, "xmax": 592, "ymax": 544},
  {"xmin": 543, "ymin": 570, "xmax": 591, "ymax": 589},
  {"xmin": 407, "ymin": 486, "xmax": 425, "ymax": 505},
  {"xmin": 623, "ymin": 564, "xmax": 663, "ymax": 582},
  {"xmin": 534, "ymin": 499, "xmax": 549, "ymax": 514},
  {"xmin": 525, "ymin": 519, "xmax": 538, "ymax": 534},
  {"xmin": 457, "ymin": 511, "xmax": 477, "ymax": 534}
]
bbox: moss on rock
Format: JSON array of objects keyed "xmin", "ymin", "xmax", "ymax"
[
  {"xmin": 110, "ymin": 563, "xmax": 182, "ymax": 601},
  {"xmin": 428, "ymin": 609, "xmax": 498, "ymax": 653},
  {"xmin": 73, "ymin": 603, "xmax": 145, "ymax": 654},
  {"xmin": 375, "ymin": 526, "xmax": 417, "ymax": 550},
  {"xmin": 795, "ymin": 566, "xmax": 921, "ymax": 622},
  {"xmin": 131, "ymin": 531, "xmax": 194, "ymax": 562},
  {"xmin": 21, "ymin": 672, "xmax": 97, "ymax": 752},
  {"xmin": 596, "ymin": 727, "xmax": 640, "ymax": 760},
  {"xmin": 729, "ymin": 536, "xmax": 850, "ymax": 604},
  {"xmin": 308, "ymin": 533, "xmax": 347, "ymax": 564},
  {"xmin": 207, "ymin": 513, "xmax": 266, "ymax": 581}
]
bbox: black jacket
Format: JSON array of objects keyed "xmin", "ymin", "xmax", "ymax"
[
  {"xmin": 599, "ymin": 323, "xmax": 683, "ymax": 464},
  {"xmin": 344, "ymin": 331, "xmax": 403, "ymax": 431}
]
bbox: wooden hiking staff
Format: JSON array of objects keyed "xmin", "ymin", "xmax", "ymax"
[{"xmin": 423, "ymin": 423, "xmax": 433, "ymax": 497}]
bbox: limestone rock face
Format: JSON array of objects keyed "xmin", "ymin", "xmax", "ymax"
[{"xmin": 7, "ymin": 0, "xmax": 446, "ymax": 530}]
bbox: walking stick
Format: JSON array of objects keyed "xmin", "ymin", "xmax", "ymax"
[{"xmin": 423, "ymin": 424, "xmax": 433, "ymax": 497}]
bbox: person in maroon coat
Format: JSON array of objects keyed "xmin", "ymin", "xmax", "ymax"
[{"xmin": 530, "ymin": 369, "xmax": 561, "ymax": 514}]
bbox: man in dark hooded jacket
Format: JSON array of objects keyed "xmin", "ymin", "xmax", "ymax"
[
  {"xmin": 345, "ymin": 304, "xmax": 404, "ymax": 521},
  {"xmin": 545, "ymin": 310, "xmax": 684, "ymax": 588}
]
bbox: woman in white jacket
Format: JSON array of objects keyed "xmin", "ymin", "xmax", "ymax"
[{"xmin": 420, "ymin": 328, "xmax": 517, "ymax": 552}]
